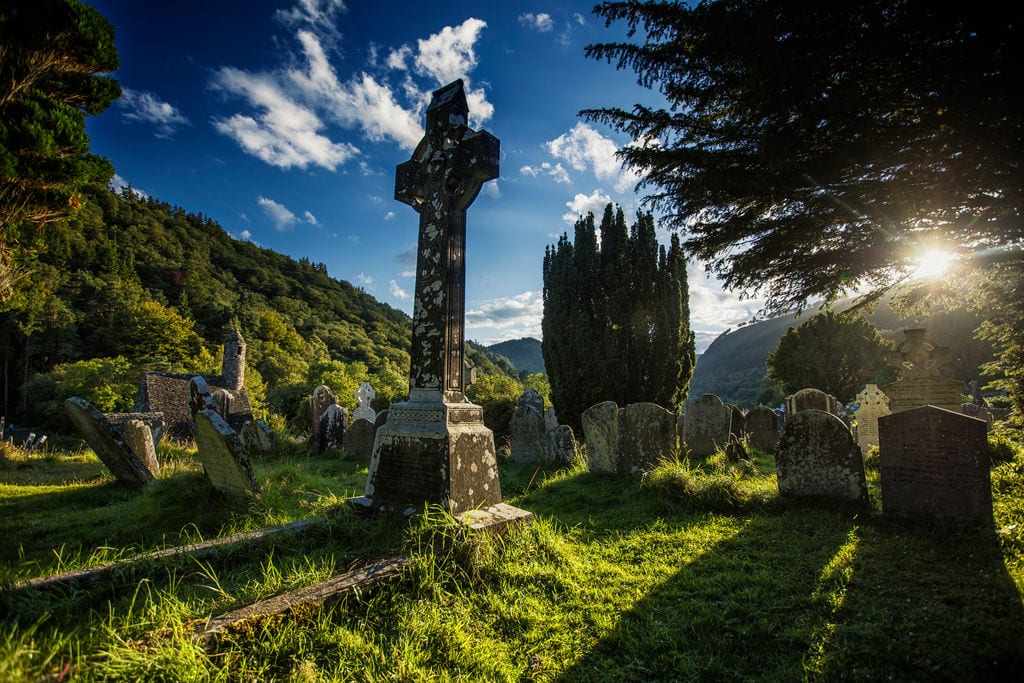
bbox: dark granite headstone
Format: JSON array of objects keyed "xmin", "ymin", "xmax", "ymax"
[
  {"xmin": 744, "ymin": 406, "xmax": 779, "ymax": 452},
  {"xmin": 878, "ymin": 406, "xmax": 991, "ymax": 524},
  {"xmin": 775, "ymin": 409, "xmax": 867, "ymax": 504},
  {"xmin": 309, "ymin": 385, "xmax": 338, "ymax": 444},
  {"xmin": 345, "ymin": 419, "xmax": 376, "ymax": 461},
  {"xmin": 318, "ymin": 404, "xmax": 348, "ymax": 452},
  {"xmin": 64, "ymin": 397, "xmax": 154, "ymax": 488}
]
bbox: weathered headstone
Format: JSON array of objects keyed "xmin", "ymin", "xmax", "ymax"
[
  {"xmin": 961, "ymin": 403, "xmax": 993, "ymax": 430},
  {"xmin": 318, "ymin": 404, "xmax": 348, "ymax": 452},
  {"xmin": 883, "ymin": 328, "xmax": 963, "ymax": 412},
  {"xmin": 727, "ymin": 404, "xmax": 746, "ymax": 440},
  {"xmin": 122, "ymin": 419, "xmax": 159, "ymax": 475},
  {"xmin": 682, "ymin": 394, "xmax": 732, "ymax": 458},
  {"xmin": 619, "ymin": 402, "xmax": 677, "ymax": 474},
  {"xmin": 309, "ymin": 385, "xmax": 337, "ymax": 444},
  {"xmin": 192, "ymin": 409, "xmax": 259, "ymax": 496},
  {"xmin": 64, "ymin": 398, "xmax": 155, "ymax": 488},
  {"xmin": 744, "ymin": 406, "xmax": 780, "ymax": 452},
  {"xmin": 853, "ymin": 384, "xmax": 890, "ymax": 452},
  {"xmin": 240, "ymin": 419, "xmax": 276, "ymax": 452},
  {"xmin": 104, "ymin": 412, "xmax": 165, "ymax": 446},
  {"xmin": 785, "ymin": 388, "xmax": 838, "ymax": 417},
  {"xmin": 353, "ymin": 382, "xmax": 377, "ymax": 423},
  {"xmin": 775, "ymin": 410, "xmax": 867, "ymax": 504},
  {"xmin": 364, "ymin": 80, "xmax": 503, "ymax": 515},
  {"xmin": 878, "ymin": 406, "xmax": 991, "ymax": 524},
  {"xmin": 345, "ymin": 419, "xmax": 376, "ymax": 461},
  {"xmin": 211, "ymin": 388, "xmax": 232, "ymax": 419},
  {"xmin": 509, "ymin": 405, "xmax": 545, "ymax": 464},
  {"xmin": 543, "ymin": 407, "xmax": 559, "ymax": 432},
  {"xmin": 543, "ymin": 425, "xmax": 578, "ymax": 467},
  {"xmin": 582, "ymin": 401, "xmax": 620, "ymax": 473}
]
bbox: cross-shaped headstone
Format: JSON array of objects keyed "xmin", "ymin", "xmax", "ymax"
[
  {"xmin": 355, "ymin": 382, "xmax": 376, "ymax": 409},
  {"xmin": 887, "ymin": 328, "xmax": 952, "ymax": 378},
  {"xmin": 395, "ymin": 79, "xmax": 499, "ymax": 403}
]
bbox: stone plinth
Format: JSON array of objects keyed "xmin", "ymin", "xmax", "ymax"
[
  {"xmin": 883, "ymin": 374, "xmax": 963, "ymax": 413},
  {"xmin": 364, "ymin": 400, "xmax": 500, "ymax": 515}
]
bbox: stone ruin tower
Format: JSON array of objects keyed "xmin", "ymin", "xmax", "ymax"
[{"xmin": 222, "ymin": 329, "xmax": 246, "ymax": 391}]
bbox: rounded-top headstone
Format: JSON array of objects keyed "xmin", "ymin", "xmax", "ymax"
[
  {"xmin": 682, "ymin": 394, "xmax": 732, "ymax": 458},
  {"xmin": 776, "ymin": 409, "xmax": 866, "ymax": 504},
  {"xmin": 619, "ymin": 402, "xmax": 678, "ymax": 474},
  {"xmin": 582, "ymin": 401, "xmax": 620, "ymax": 473}
]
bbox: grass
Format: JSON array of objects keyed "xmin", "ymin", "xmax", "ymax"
[{"xmin": 1, "ymin": 435, "xmax": 1023, "ymax": 681}]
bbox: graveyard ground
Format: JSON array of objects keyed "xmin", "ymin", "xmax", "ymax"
[{"xmin": 1, "ymin": 437, "xmax": 1023, "ymax": 681}]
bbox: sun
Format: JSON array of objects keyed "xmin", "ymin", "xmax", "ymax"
[{"xmin": 911, "ymin": 248, "xmax": 955, "ymax": 280}]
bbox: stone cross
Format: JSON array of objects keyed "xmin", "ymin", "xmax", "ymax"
[
  {"xmin": 395, "ymin": 79, "xmax": 499, "ymax": 404},
  {"xmin": 887, "ymin": 328, "xmax": 952, "ymax": 378},
  {"xmin": 355, "ymin": 382, "xmax": 376, "ymax": 410}
]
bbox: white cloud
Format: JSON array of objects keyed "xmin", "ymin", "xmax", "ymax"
[
  {"xmin": 389, "ymin": 279, "xmax": 409, "ymax": 300},
  {"xmin": 348, "ymin": 234, "xmax": 361, "ymax": 243},
  {"xmin": 258, "ymin": 196, "xmax": 299, "ymax": 230},
  {"xmin": 687, "ymin": 262, "xmax": 768, "ymax": 353},
  {"xmin": 400, "ymin": 270, "xmax": 415, "ymax": 278},
  {"xmin": 466, "ymin": 291, "xmax": 544, "ymax": 343},
  {"xmin": 212, "ymin": 67, "xmax": 359, "ymax": 170},
  {"xmin": 119, "ymin": 88, "xmax": 189, "ymax": 137},
  {"xmin": 482, "ymin": 181, "xmax": 501, "ymax": 198},
  {"xmin": 546, "ymin": 122, "xmax": 641, "ymax": 193},
  {"xmin": 520, "ymin": 162, "xmax": 570, "ymax": 184},
  {"xmin": 384, "ymin": 211, "xmax": 396, "ymax": 221},
  {"xmin": 304, "ymin": 210, "xmax": 318, "ymax": 225},
  {"xmin": 519, "ymin": 12, "xmax": 554, "ymax": 32},
  {"xmin": 414, "ymin": 18, "xmax": 486, "ymax": 84},
  {"xmin": 109, "ymin": 173, "xmax": 147, "ymax": 198},
  {"xmin": 386, "ymin": 45, "xmax": 412, "ymax": 71},
  {"xmin": 275, "ymin": 0, "xmax": 346, "ymax": 34},
  {"xmin": 239, "ymin": 229, "xmax": 253, "ymax": 241},
  {"xmin": 396, "ymin": 243, "xmax": 417, "ymax": 267},
  {"xmin": 562, "ymin": 189, "xmax": 612, "ymax": 224},
  {"xmin": 356, "ymin": 272, "xmax": 374, "ymax": 286}
]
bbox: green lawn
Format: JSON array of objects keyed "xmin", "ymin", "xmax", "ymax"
[{"xmin": 1, "ymin": 437, "xmax": 1022, "ymax": 681}]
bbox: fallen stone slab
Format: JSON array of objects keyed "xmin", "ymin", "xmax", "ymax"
[{"xmin": 198, "ymin": 555, "xmax": 413, "ymax": 648}]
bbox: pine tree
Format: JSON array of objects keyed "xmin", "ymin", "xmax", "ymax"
[{"xmin": 542, "ymin": 204, "xmax": 696, "ymax": 429}]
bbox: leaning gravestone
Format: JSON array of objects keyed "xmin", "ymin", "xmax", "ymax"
[
  {"xmin": 619, "ymin": 402, "xmax": 677, "ymax": 474},
  {"xmin": 853, "ymin": 384, "xmax": 890, "ymax": 452},
  {"xmin": 775, "ymin": 410, "xmax": 867, "ymax": 504},
  {"xmin": 785, "ymin": 388, "xmax": 838, "ymax": 417},
  {"xmin": 318, "ymin": 404, "xmax": 348, "ymax": 452},
  {"xmin": 193, "ymin": 409, "xmax": 259, "ymax": 496},
  {"xmin": 189, "ymin": 376, "xmax": 219, "ymax": 417},
  {"xmin": 582, "ymin": 401, "xmax": 620, "ymax": 473},
  {"xmin": 122, "ymin": 419, "xmax": 160, "ymax": 475},
  {"xmin": 682, "ymin": 394, "xmax": 732, "ymax": 458},
  {"xmin": 509, "ymin": 404, "xmax": 545, "ymax": 464},
  {"xmin": 65, "ymin": 398, "xmax": 155, "ymax": 488},
  {"xmin": 363, "ymin": 79, "xmax": 505, "ymax": 515},
  {"xmin": 744, "ymin": 406, "xmax": 779, "ymax": 452},
  {"xmin": 345, "ymin": 419, "xmax": 376, "ymax": 461},
  {"xmin": 543, "ymin": 425, "xmax": 577, "ymax": 467},
  {"xmin": 882, "ymin": 328, "xmax": 963, "ymax": 413},
  {"xmin": 878, "ymin": 406, "xmax": 991, "ymax": 524}
]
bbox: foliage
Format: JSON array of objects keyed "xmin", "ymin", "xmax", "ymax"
[
  {"xmin": 0, "ymin": 0, "xmax": 120, "ymax": 298},
  {"xmin": 543, "ymin": 203, "xmax": 696, "ymax": 429},
  {"xmin": 21, "ymin": 356, "xmax": 137, "ymax": 427},
  {"xmin": 584, "ymin": 0, "xmax": 1022, "ymax": 313},
  {"xmin": 465, "ymin": 372, "xmax": 523, "ymax": 439},
  {"xmin": 766, "ymin": 311, "xmax": 896, "ymax": 402},
  {"xmin": 976, "ymin": 261, "xmax": 1024, "ymax": 424}
]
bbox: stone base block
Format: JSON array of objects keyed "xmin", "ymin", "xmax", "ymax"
[{"xmin": 455, "ymin": 503, "xmax": 533, "ymax": 535}]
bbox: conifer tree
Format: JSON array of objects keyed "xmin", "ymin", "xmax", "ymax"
[{"xmin": 542, "ymin": 204, "xmax": 695, "ymax": 429}]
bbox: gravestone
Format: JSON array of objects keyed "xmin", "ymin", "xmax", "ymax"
[
  {"xmin": 961, "ymin": 403, "xmax": 993, "ymax": 430},
  {"xmin": 619, "ymin": 402, "xmax": 677, "ymax": 474},
  {"xmin": 682, "ymin": 394, "xmax": 732, "ymax": 458},
  {"xmin": 345, "ymin": 419, "xmax": 376, "ymax": 461},
  {"xmin": 373, "ymin": 409, "xmax": 389, "ymax": 430},
  {"xmin": 353, "ymin": 382, "xmax": 377, "ymax": 423},
  {"xmin": 543, "ymin": 425, "xmax": 577, "ymax": 467},
  {"xmin": 517, "ymin": 388, "xmax": 544, "ymax": 415},
  {"xmin": 509, "ymin": 404, "xmax": 545, "ymax": 464},
  {"xmin": 775, "ymin": 410, "xmax": 867, "ymax": 504},
  {"xmin": 544, "ymin": 407, "xmax": 559, "ymax": 432},
  {"xmin": 744, "ymin": 406, "xmax": 780, "ymax": 452},
  {"xmin": 727, "ymin": 404, "xmax": 746, "ymax": 440},
  {"xmin": 582, "ymin": 401, "xmax": 620, "ymax": 473},
  {"xmin": 853, "ymin": 384, "xmax": 890, "ymax": 452},
  {"xmin": 878, "ymin": 406, "xmax": 991, "ymax": 524},
  {"xmin": 363, "ymin": 80, "xmax": 503, "ymax": 515},
  {"xmin": 240, "ymin": 419, "xmax": 276, "ymax": 452},
  {"xmin": 318, "ymin": 404, "xmax": 348, "ymax": 452},
  {"xmin": 122, "ymin": 419, "xmax": 159, "ymax": 475},
  {"xmin": 193, "ymin": 409, "xmax": 259, "ymax": 496},
  {"xmin": 64, "ymin": 398, "xmax": 155, "ymax": 488},
  {"xmin": 309, "ymin": 385, "xmax": 338, "ymax": 441},
  {"xmin": 785, "ymin": 388, "xmax": 838, "ymax": 417},
  {"xmin": 883, "ymin": 328, "xmax": 963, "ymax": 412}
]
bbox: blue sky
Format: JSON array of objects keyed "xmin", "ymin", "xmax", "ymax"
[{"xmin": 85, "ymin": 0, "xmax": 766, "ymax": 352}]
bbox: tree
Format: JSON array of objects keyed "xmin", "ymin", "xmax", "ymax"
[
  {"xmin": 766, "ymin": 311, "xmax": 895, "ymax": 403},
  {"xmin": 0, "ymin": 0, "xmax": 120, "ymax": 298},
  {"xmin": 583, "ymin": 1, "xmax": 1022, "ymax": 312},
  {"xmin": 543, "ymin": 204, "xmax": 696, "ymax": 429}
]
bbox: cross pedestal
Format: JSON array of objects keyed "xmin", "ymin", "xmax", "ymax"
[{"xmin": 363, "ymin": 80, "xmax": 503, "ymax": 515}]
